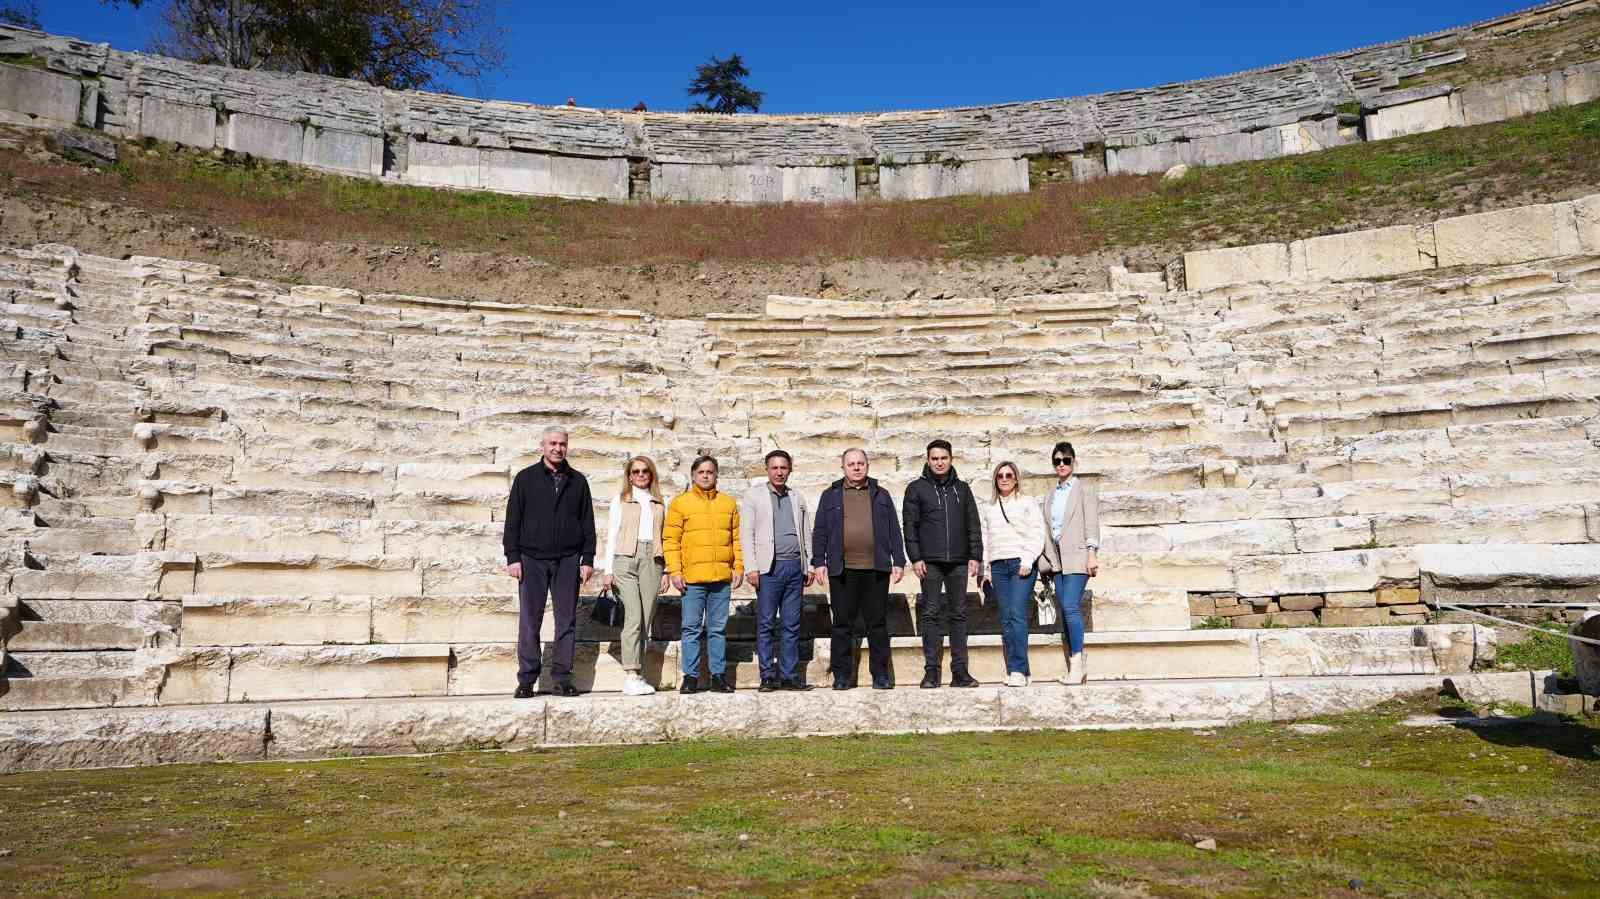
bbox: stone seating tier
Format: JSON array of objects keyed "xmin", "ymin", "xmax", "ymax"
[{"xmin": 2, "ymin": 239, "xmax": 1598, "ymax": 711}]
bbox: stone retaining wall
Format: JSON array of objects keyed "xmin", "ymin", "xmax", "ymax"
[
  {"xmin": 0, "ymin": 1, "xmax": 1595, "ymax": 202},
  {"xmin": 1182, "ymin": 194, "xmax": 1600, "ymax": 291}
]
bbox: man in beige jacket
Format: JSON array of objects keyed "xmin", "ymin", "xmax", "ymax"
[{"xmin": 740, "ymin": 450, "xmax": 815, "ymax": 692}]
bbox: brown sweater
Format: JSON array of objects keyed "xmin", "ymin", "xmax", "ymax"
[{"xmin": 842, "ymin": 482, "xmax": 875, "ymax": 569}]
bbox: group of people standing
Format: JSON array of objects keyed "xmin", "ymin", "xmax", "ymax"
[{"xmin": 502, "ymin": 427, "xmax": 1101, "ymax": 698}]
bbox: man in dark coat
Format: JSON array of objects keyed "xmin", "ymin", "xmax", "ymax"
[
  {"xmin": 902, "ymin": 439, "xmax": 983, "ymax": 688},
  {"xmin": 811, "ymin": 448, "xmax": 906, "ymax": 690},
  {"xmin": 503, "ymin": 426, "xmax": 596, "ymax": 697}
]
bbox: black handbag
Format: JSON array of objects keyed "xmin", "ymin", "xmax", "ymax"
[{"xmin": 591, "ymin": 587, "xmax": 625, "ymax": 628}]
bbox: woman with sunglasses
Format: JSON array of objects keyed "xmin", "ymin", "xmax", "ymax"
[
  {"xmin": 979, "ymin": 461, "xmax": 1047, "ymax": 687},
  {"xmin": 1038, "ymin": 442, "xmax": 1099, "ymax": 685},
  {"xmin": 601, "ymin": 455, "xmax": 671, "ymax": 696}
]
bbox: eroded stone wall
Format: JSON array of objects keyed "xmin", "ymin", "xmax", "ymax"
[{"xmin": 0, "ymin": 2, "xmax": 1597, "ymax": 202}]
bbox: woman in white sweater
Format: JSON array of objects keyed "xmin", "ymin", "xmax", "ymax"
[
  {"xmin": 978, "ymin": 461, "xmax": 1047, "ymax": 687},
  {"xmin": 601, "ymin": 455, "xmax": 670, "ymax": 696}
]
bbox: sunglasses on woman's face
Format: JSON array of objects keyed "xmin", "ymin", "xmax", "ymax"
[
  {"xmin": 629, "ymin": 469, "xmax": 650, "ymax": 476},
  {"xmin": 1053, "ymin": 457, "xmax": 1074, "ymax": 466},
  {"xmin": 996, "ymin": 473, "xmax": 1016, "ymax": 480}
]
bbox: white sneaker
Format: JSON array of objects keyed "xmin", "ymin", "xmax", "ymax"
[
  {"xmin": 1006, "ymin": 672, "xmax": 1027, "ymax": 688},
  {"xmin": 622, "ymin": 673, "xmax": 656, "ymax": 696}
]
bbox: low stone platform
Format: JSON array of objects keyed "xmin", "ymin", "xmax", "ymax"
[{"xmin": 0, "ymin": 670, "xmax": 1546, "ymax": 773}]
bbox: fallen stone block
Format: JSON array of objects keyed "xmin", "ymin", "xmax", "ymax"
[{"xmin": 0, "ymin": 705, "xmax": 266, "ymax": 773}]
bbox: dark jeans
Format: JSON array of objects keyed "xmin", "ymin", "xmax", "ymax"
[
  {"xmin": 517, "ymin": 553, "xmax": 579, "ymax": 686},
  {"xmin": 756, "ymin": 558, "xmax": 806, "ymax": 682},
  {"xmin": 917, "ymin": 559, "xmax": 970, "ymax": 677},
  {"xmin": 828, "ymin": 568, "xmax": 891, "ymax": 685},
  {"xmin": 989, "ymin": 558, "xmax": 1039, "ymax": 676}
]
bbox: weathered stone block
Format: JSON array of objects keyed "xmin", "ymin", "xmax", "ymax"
[
  {"xmin": 1087, "ymin": 630, "xmax": 1258, "ymax": 680},
  {"xmin": 1318, "ymin": 606, "xmax": 1389, "ymax": 627},
  {"xmin": 371, "ymin": 594, "xmax": 516, "ymax": 643},
  {"xmin": 1456, "ymin": 74, "xmax": 1551, "ymax": 127},
  {"xmin": 878, "ymin": 157, "xmax": 1028, "ymax": 201},
  {"xmin": 1376, "ymin": 587, "xmax": 1421, "ymax": 606},
  {"xmin": 1573, "ymin": 611, "xmax": 1600, "ymax": 698},
  {"xmin": 227, "ymin": 644, "xmax": 448, "ymax": 702},
  {"xmin": 139, "ymin": 96, "xmax": 216, "ymax": 147},
  {"xmin": 225, "ymin": 112, "xmax": 303, "ymax": 163},
  {"xmin": 1364, "ymin": 94, "xmax": 1456, "ymax": 141},
  {"xmin": 1233, "ymin": 551, "xmax": 1379, "ymax": 598},
  {"xmin": 1278, "ymin": 594, "xmax": 1325, "ymax": 612},
  {"xmin": 998, "ymin": 680, "xmax": 1272, "ymax": 728},
  {"xmin": 1418, "ymin": 543, "xmax": 1600, "ymax": 588},
  {"xmin": 156, "ymin": 647, "xmax": 230, "ymax": 705},
  {"xmin": 303, "ymin": 127, "xmax": 381, "ymax": 176},
  {"xmin": 181, "ymin": 595, "xmax": 372, "ymax": 646},
  {"xmin": 1184, "ymin": 243, "xmax": 1291, "ymax": 292},
  {"xmin": 267, "ymin": 696, "xmax": 546, "ymax": 758},
  {"xmin": 1088, "ymin": 586, "xmax": 1191, "ymax": 631},
  {"xmin": 1433, "ymin": 202, "xmax": 1582, "ymax": 268},
  {"xmin": 0, "ymin": 705, "xmax": 267, "ymax": 773},
  {"xmin": 1268, "ymin": 674, "xmax": 1444, "ymax": 720},
  {"xmin": 478, "ymin": 148, "xmax": 629, "ymax": 201},
  {"xmin": 0, "ymin": 62, "xmax": 80, "ymax": 125},
  {"xmin": 1290, "ymin": 225, "xmax": 1434, "ymax": 282},
  {"xmin": 406, "ymin": 139, "xmax": 480, "ymax": 189}
]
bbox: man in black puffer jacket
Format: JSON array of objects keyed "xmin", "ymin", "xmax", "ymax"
[{"xmin": 902, "ymin": 439, "xmax": 984, "ymax": 688}]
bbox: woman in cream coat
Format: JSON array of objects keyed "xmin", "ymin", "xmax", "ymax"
[
  {"xmin": 1038, "ymin": 442, "xmax": 1100, "ymax": 685},
  {"xmin": 601, "ymin": 455, "xmax": 670, "ymax": 696},
  {"xmin": 979, "ymin": 461, "xmax": 1047, "ymax": 687}
]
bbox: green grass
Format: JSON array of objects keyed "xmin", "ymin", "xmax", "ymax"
[
  {"xmin": 1, "ymin": 696, "xmax": 1596, "ymax": 896},
  {"xmin": 1500, "ymin": 627, "xmax": 1579, "ymax": 678}
]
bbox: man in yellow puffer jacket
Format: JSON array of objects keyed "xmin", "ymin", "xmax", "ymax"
[{"xmin": 664, "ymin": 455, "xmax": 743, "ymax": 694}]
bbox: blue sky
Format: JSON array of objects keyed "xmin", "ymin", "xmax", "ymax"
[{"xmin": 43, "ymin": 1, "xmax": 1535, "ymax": 112}]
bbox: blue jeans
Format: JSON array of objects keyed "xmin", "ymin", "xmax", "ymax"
[
  {"xmin": 1054, "ymin": 573, "xmax": 1089, "ymax": 655},
  {"xmin": 680, "ymin": 581, "xmax": 731, "ymax": 676},
  {"xmin": 989, "ymin": 558, "xmax": 1038, "ymax": 676},
  {"xmin": 756, "ymin": 559, "xmax": 806, "ymax": 682}
]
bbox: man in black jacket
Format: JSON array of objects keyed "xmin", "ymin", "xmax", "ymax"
[
  {"xmin": 811, "ymin": 448, "xmax": 906, "ymax": 690},
  {"xmin": 903, "ymin": 439, "xmax": 983, "ymax": 688},
  {"xmin": 503, "ymin": 426, "xmax": 596, "ymax": 698}
]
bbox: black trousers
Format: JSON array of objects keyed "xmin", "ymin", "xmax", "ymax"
[
  {"xmin": 828, "ymin": 568, "xmax": 892, "ymax": 685},
  {"xmin": 517, "ymin": 553, "xmax": 579, "ymax": 686},
  {"xmin": 918, "ymin": 559, "xmax": 970, "ymax": 677}
]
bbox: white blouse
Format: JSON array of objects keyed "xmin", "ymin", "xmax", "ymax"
[{"xmin": 980, "ymin": 494, "xmax": 1048, "ymax": 570}]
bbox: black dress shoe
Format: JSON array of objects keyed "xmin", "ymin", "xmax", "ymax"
[
  {"xmin": 919, "ymin": 673, "xmax": 940, "ymax": 689},
  {"xmin": 513, "ymin": 684, "xmax": 536, "ymax": 699},
  {"xmin": 679, "ymin": 676, "xmax": 699, "ymax": 694},
  {"xmin": 554, "ymin": 681, "xmax": 580, "ymax": 697},
  {"xmin": 872, "ymin": 677, "xmax": 894, "ymax": 690},
  {"xmin": 832, "ymin": 677, "xmax": 852, "ymax": 691},
  {"xmin": 951, "ymin": 672, "xmax": 980, "ymax": 688},
  {"xmin": 758, "ymin": 678, "xmax": 779, "ymax": 693},
  {"xmin": 780, "ymin": 680, "xmax": 815, "ymax": 692},
  {"xmin": 709, "ymin": 674, "xmax": 735, "ymax": 693}
]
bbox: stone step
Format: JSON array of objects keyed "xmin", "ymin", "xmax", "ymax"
[
  {"xmin": 0, "ymin": 649, "xmax": 167, "ymax": 711},
  {"xmin": 0, "ymin": 670, "xmax": 1527, "ymax": 772}
]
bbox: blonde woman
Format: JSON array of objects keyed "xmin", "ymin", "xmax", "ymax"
[
  {"xmin": 979, "ymin": 461, "xmax": 1047, "ymax": 687},
  {"xmin": 601, "ymin": 455, "xmax": 670, "ymax": 696}
]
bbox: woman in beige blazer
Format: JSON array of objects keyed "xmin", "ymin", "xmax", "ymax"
[{"xmin": 1038, "ymin": 441, "xmax": 1099, "ymax": 685}]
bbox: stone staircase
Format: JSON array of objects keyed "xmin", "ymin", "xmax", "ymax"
[{"xmin": 2, "ymin": 239, "xmax": 1598, "ymax": 714}]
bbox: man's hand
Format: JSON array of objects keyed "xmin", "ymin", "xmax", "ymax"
[
  {"xmin": 804, "ymin": 570, "xmax": 816, "ymax": 588},
  {"xmin": 504, "ymin": 561, "xmax": 522, "ymax": 580},
  {"xmin": 891, "ymin": 566, "xmax": 904, "ymax": 585},
  {"xmin": 745, "ymin": 571, "xmax": 760, "ymax": 589},
  {"xmin": 1086, "ymin": 551, "xmax": 1099, "ymax": 578},
  {"xmin": 912, "ymin": 560, "xmax": 927, "ymax": 579},
  {"xmin": 811, "ymin": 567, "xmax": 828, "ymax": 588},
  {"xmin": 671, "ymin": 574, "xmax": 687, "ymax": 592},
  {"xmin": 579, "ymin": 565, "xmax": 594, "ymax": 586},
  {"xmin": 967, "ymin": 559, "xmax": 979, "ymax": 581},
  {"xmin": 603, "ymin": 573, "xmax": 616, "ymax": 590}
]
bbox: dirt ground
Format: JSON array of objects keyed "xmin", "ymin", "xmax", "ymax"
[{"xmin": 0, "ymin": 191, "xmax": 1161, "ymax": 316}]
